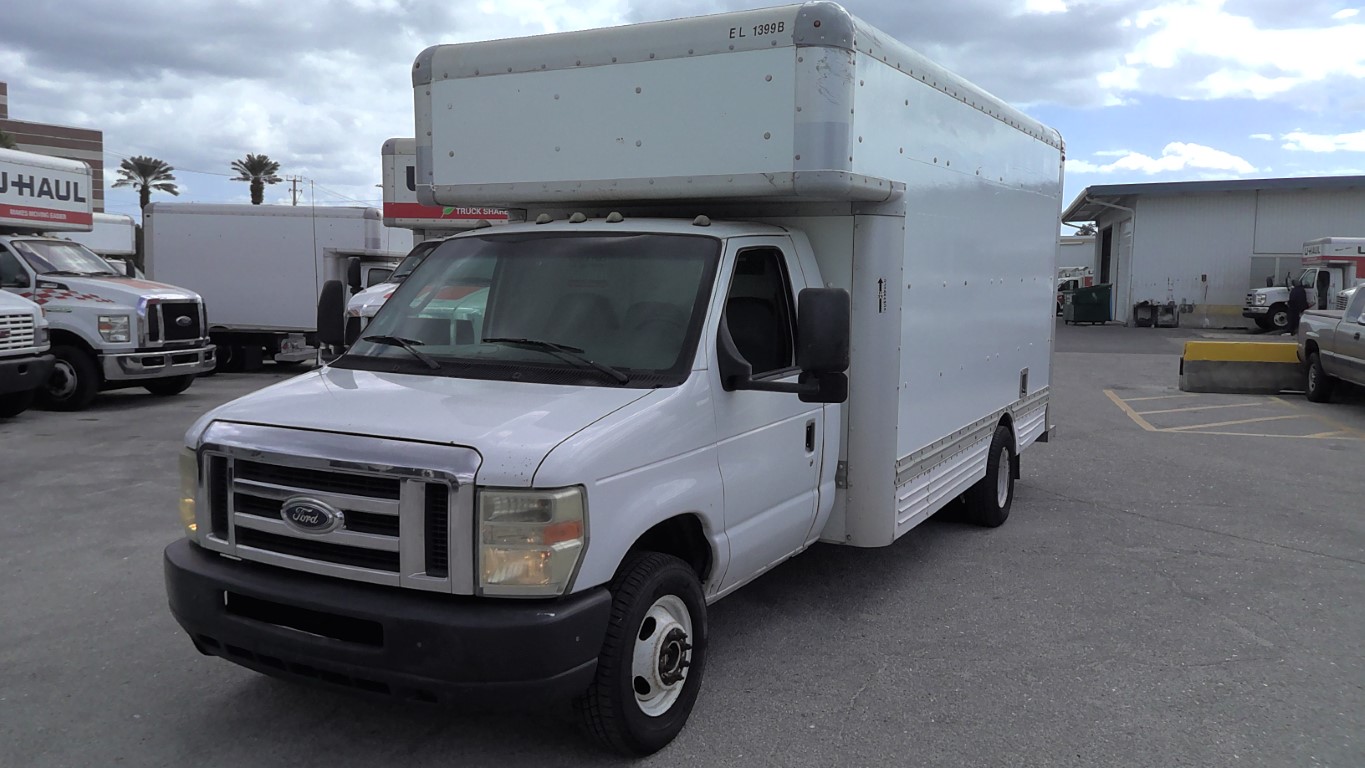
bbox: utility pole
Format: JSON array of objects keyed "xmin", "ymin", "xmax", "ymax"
[{"xmin": 287, "ymin": 176, "xmax": 303, "ymax": 206}]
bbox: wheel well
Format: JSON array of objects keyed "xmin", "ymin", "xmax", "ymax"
[
  {"xmin": 997, "ymin": 414, "xmax": 1020, "ymax": 479},
  {"xmin": 48, "ymin": 329, "xmax": 97, "ymax": 357},
  {"xmin": 1304, "ymin": 339, "xmax": 1319, "ymax": 357},
  {"xmin": 628, "ymin": 515, "xmax": 712, "ymax": 583}
]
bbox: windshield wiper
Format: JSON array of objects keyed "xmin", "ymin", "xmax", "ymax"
[
  {"xmin": 361, "ymin": 335, "xmax": 441, "ymax": 370},
  {"xmin": 483, "ymin": 337, "xmax": 630, "ymax": 384},
  {"xmin": 40, "ymin": 270, "xmax": 92, "ymax": 277}
]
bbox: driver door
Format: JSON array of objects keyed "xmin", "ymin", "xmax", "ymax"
[{"xmin": 709, "ymin": 238, "xmax": 823, "ymax": 591}]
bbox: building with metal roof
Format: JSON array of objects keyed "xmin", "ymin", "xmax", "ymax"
[{"xmin": 1061, "ymin": 175, "xmax": 1365, "ymax": 326}]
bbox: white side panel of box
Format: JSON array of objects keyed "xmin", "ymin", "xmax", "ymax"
[{"xmin": 427, "ymin": 48, "xmax": 797, "ymax": 191}]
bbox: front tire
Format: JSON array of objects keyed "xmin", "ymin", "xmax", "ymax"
[
  {"xmin": 575, "ymin": 553, "xmax": 707, "ymax": 756},
  {"xmin": 38, "ymin": 345, "xmax": 100, "ymax": 411},
  {"xmin": 143, "ymin": 374, "xmax": 196, "ymax": 396},
  {"xmin": 1268, "ymin": 304, "xmax": 1289, "ymax": 331},
  {"xmin": 0, "ymin": 389, "xmax": 35, "ymax": 418},
  {"xmin": 1306, "ymin": 352, "xmax": 1335, "ymax": 403},
  {"xmin": 963, "ymin": 424, "xmax": 1015, "ymax": 527}
]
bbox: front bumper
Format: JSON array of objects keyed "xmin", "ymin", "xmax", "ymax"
[
  {"xmin": 0, "ymin": 353, "xmax": 55, "ymax": 396},
  {"xmin": 1242, "ymin": 306, "xmax": 1269, "ymax": 317},
  {"xmin": 101, "ymin": 344, "xmax": 215, "ymax": 381},
  {"xmin": 164, "ymin": 539, "xmax": 611, "ymax": 704}
]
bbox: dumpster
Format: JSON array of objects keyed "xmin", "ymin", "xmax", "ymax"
[{"xmin": 1064, "ymin": 284, "xmax": 1112, "ymax": 324}]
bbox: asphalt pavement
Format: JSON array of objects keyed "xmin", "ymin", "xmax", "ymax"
[{"xmin": 1, "ymin": 326, "xmax": 1361, "ymax": 767}]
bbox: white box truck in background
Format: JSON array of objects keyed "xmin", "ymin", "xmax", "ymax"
[
  {"xmin": 62, "ymin": 212, "xmax": 140, "ymax": 276},
  {"xmin": 165, "ymin": 3, "xmax": 1062, "ymax": 754},
  {"xmin": 1, "ymin": 148, "xmax": 214, "ymax": 410},
  {"xmin": 346, "ymin": 139, "xmax": 511, "ymax": 325},
  {"xmin": 144, "ymin": 203, "xmax": 404, "ymax": 371}
]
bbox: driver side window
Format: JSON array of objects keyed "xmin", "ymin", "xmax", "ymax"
[
  {"xmin": 0, "ymin": 249, "xmax": 30, "ymax": 288},
  {"xmin": 724, "ymin": 248, "xmax": 796, "ymax": 377}
]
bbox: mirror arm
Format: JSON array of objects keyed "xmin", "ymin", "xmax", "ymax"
[{"xmin": 737, "ymin": 378, "xmax": 818, "ymax": 396}]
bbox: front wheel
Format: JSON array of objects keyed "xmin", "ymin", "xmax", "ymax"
[
  {"xmin": 1306, "ymin": 352, "xmax": 1335, "ymax": 403},
  {"xmin": 38, "ymin": 345, "xmax": 101, "ymax": 411},
  {"xmin": 963, "ymin": 424, "xmax": 1015, "ymax": 527},
  {"xmin": 575, "ymin": 553, "xmax": 707, "ymax": 756},
  {"xmin": 144, "ymin": 374, "xmax": 196, "ymax": 397},
  {"xmin": 1268, "ymin": 304, "xmax": 1289, "ymax": 331},
  {"xmin": 0, "ymin": 389, "xmax": 35, "ymax": 418}
]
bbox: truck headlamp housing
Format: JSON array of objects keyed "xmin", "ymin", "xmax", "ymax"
[
  {"xmin": 178, "ymin": 449, "xmax": 198, "ymax": 536},
  {"xmin": 1255, "ymin": 294, "xmax": 1267, "ymax": 306},
  {"xmin": 98, "ymin": 314, "xmax": 132, "ymax": 342},
  {"xmin": 35, "ymin": 324, "xmax": 49, "ymax": 346},
  {"xmin": 477, "ymin": 487, "xmax": 585, "ymax": 597}
]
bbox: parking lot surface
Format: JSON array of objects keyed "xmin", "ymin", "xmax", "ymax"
[{"xmin": 2, "ymin": 324, "xmax": 1362, "ymax": 767}]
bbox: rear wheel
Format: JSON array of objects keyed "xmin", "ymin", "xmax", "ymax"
[
  {"xmin": 1306, "ymin": 352, "xmax": 1335, "ymax": 403},
  {"xmin": 38, "ymin": 345, "xmax": 100, "ymax": 411},
  {"xmin": 963, "ymin": 424, "xmax": 1015, "ymax": 527},
  {"xmin": 144, "ymin": 374, "xmax": 196, "ymax": 397},
  {"xmin": 575, "ymin": 552, "xmax": 707, "ymax": 756},
  {"xmin": 0, "ymin": 389, "xmax": 35, "ymax": 418}
]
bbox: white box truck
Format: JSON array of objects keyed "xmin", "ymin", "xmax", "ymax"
[
  {"xmin": 63, "ymin": 212, "xmax": 142, "ymax": 277},
  {"xmin": 144, "ymin": 203, "xmax": 404, "ymax": 371},
  {"xmin": 165, "ymin": 3, "xmax": 1062, "ymax": 754},
  {"xmin": 0, "ymin": 290, "xmax": 53, "ymax": 418},
  {"xmin": 1244, "ymin": 237, "xmax": 1365, "ymax": 329},
  {"xmin": 345, "ymin": 139, "xmax": 511, "ymax": 326},
  {"xmin": 1, "ymin": 148, "xmax": 214, "ymax": 410}
]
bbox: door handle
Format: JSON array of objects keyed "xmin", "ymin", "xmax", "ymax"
[{"xmin": 805, "ymin": 420, "xmax": 816, "ymax": 453}]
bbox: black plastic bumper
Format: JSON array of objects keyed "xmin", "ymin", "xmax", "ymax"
[
  {"xmin": 164, "ymin": 539, "xmax": 611, "ymax": 704},
  {"xmin": 0, "ymin": 353, "xmax": 54, "ymax": 396}
]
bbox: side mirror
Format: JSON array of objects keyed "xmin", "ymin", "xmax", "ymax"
[
  {"xmin": 317, "ymin": 280, "xmax": 348, "ymax": 349},
  {"xmin": 346, "ymin": 257, "xmax": 363, "ymax": 295},
  {"xmin": 716, "ymin": 287, "xmax": 850, "ymax": 404}
]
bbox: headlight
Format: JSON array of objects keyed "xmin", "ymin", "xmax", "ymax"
[
  {"xmin": 35, "ymin": 325, "xmax": 49, "ymax": 346},
  {"xmin": 478, "ymin": 487, "xmax": 585, "ymax": 597},
  {"xmin": 98, "ymin": 314, "xmax": 132, "ymax": 342},
  {"xmin": 178, "ymin": 449, "xmax": 199, "ymax": 536},
  {"xmin": 1255, "ymin": 294, "xmax": 1267, "ymax": 306}
]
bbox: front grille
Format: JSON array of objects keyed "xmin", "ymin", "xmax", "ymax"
[
  {"xmin": 1336, "ymin": 295, "xmax": 1349, "ymax": 310},
  {"xmin": 204, "ymin": 452, "xmax": 456, "ymax": 587},
  {"xmin": 0, "ymin": 313, "xmax": 36, "ymax": 352},
  {"xmin": 148, "ymin": 301, "xmax": 203, "ymax": 344}
]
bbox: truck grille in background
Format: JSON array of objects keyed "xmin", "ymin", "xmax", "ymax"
[
  {"xmin": 1336, "ymin": 294, "xmax": 1350, "ymax": 310},
  {"xmin": 0, "ymin": 314, "xmax": 36, "ymax": 351},
  {"xmin": 148, "ymin": 301, "xmax": 203, "ymax": 343},
  {"xmin": 205, "ymin": 455, "xmax": 452, "ymax": 583}
]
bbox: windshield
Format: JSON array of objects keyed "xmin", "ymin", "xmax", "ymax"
[
  {"xmin": 11, "ymin": 240, "xmax": 122, "ymax": 276},
  {"xmin": 335, "ymin": 231, "xmax": 721, "ymax": 387},
  {"xmin": 390, "ymin": 241, "xmax": 441, "ymax": 282}
]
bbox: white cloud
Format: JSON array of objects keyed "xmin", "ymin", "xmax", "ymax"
[
  {"xmin": 1097, "ymin": 0, "xmax": 1365, "ymax": 101},
  {"xmin": 1069, "ymin": 142, "xmax": 1256, "ymax": 175},
  {"xmin": 1249, "ymin": 134, "xmax": 1273, "ymax": 141},
  {"xmin": 1332, "ymin": 8, "xmax": 1360, "ymax": 19},
  {"xmin": 1280, "ymin": 130, "xmax": 1365, "ymax": 152},
  {"xmin": 1022, "ymin": 0, "xmax": 1068, "ymax": 14}
]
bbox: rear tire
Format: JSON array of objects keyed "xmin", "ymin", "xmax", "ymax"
[
  {"xmin": 38, "ymin": 345, "xmax": 100, "ymax": 411},
  {"xmin": 1306, "ymin": 352, "xmax": 1335, "ymax": 403},
  {"xmin": 0, "ymin": 389, "xmax": 35, "ymax": 418},
  {"xmin": 575, "ymin": 552, "xmax": 707, "ymax": 756},
  {"xmin": 143, "ymin": 374, "xmax": 196, "ymax": 397},
  {"xmin": 963, "ymin": 424, "xmax": 1015, "ymax": 527}
]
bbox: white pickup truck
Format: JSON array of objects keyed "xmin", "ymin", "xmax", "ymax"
[
  {"xmin": 0, "ymin": 290, "xmax": 53, "ymax": 418},
  {"xmin": 1298, "ymin": 287, "xmax": 1365, "ymax": 402}
]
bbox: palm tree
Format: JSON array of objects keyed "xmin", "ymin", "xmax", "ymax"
[
  {"xmin": 0, "ymin": 130, "xmax": 17, "ymax": 150},
  {"xmin": 231, "ymin": 153, "xmax": 283, "ymax": 205},
  {"xmin": 112, "ymin": 155, "xmax": 180, "ymax": 212}
]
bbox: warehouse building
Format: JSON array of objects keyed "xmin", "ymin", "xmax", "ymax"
[{"xmin": 1061, "ymin": 176, "xmax": 1365, "ymax": 327}]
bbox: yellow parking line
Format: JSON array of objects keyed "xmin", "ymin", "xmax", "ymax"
[
  {"xmin": 1104, "ymin": 389, "xmax": 1158, "ymax": 431},
  {"xmin": 1137, "ymin": 401, "xmax": 1260, "ymax": 416},
  {"xmin": 1172, "ymin": 430, "xmax": 1361, "ymax": 440},
  {"xmin": 1122, "ymin": 393, "xmax": 1199, "ymax": 403},
  {"xmin": 1165, "ymin": 414, "xmax": 1301, "ymax": 432},
  {"xmin": 1269, "ymin": 396, "xmax": 1365, "ymax": 438},
  {"xmin": 1305, "ymin": 430, "xmax": 1346, "ymax": 438}
]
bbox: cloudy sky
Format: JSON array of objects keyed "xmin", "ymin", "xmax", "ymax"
[{"xmin": 3, "ymin": 0, "xmax": 1362, "ymax": 224}]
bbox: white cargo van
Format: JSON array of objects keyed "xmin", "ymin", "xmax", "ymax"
[{"xmin": 165, "ymin": 3, "xmax": 1062, "ymax": 755}]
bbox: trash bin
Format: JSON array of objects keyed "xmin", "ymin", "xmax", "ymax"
[
  {"xmin": 1064, "ymin": 284, "xmax": 1112, "ymax": 325},
  {"xmin": 1132, "ymin": 302, "xmax": 1157, "ymax": 327}
]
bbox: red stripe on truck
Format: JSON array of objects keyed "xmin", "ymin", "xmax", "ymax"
[
  {"xmin": 384, "ymin": 202, "xmax": 508, "ymax": 221},
  {"xmin": 0, "ymin": 203, "xmax": 93, "ymax": 226}
]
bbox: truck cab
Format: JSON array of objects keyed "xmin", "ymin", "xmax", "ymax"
[
  {"xmin": 1299, "ymin": 287, "xmax": 1365, "ymax": 401},
  {"xmin": 0, "ymin": 289, "xmax": 54, "ymax": 418},
  {"xmin": 346, "ymin": 239, "xmax": 443, "ymax": 326}
]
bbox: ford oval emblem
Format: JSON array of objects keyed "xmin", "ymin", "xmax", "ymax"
[
  {"xmin": 280, "ymin": 497, "xmax": 344, "ymax": 534},
  {"xmin": 176, "ymin": 315, "xmax": 193, "ymax": 327}
]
